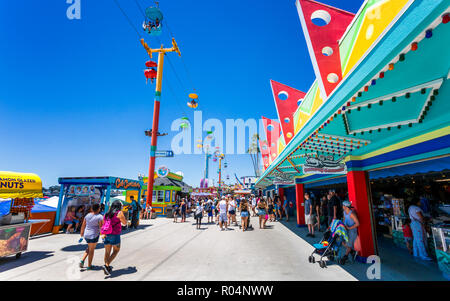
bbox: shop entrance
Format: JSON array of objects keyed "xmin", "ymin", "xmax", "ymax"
[{"xmin": 369, "ymin": 170, "xmax": 450, "ymax": 279}]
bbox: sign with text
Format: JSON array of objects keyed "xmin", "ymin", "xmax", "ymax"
[
  {"xmin": 302, "ymin": 155, "xmax": 347, "ymax": 175},
  {"xmin": 155, "ymin": 150, "xmax": 174, "ymax": 158}
]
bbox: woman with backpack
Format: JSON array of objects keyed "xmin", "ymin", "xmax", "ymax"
[
  {"xmin": 79, "ymin": 203, "xmax": 103, "ymax": 270},
  {"xmin": 101, "ymin": 200, "xmax": 127, "ymax": 276}
]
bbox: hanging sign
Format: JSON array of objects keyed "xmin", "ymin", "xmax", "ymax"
[
  {"xmin": 155, "ymin": 150, "xmax": 174, "ymax": 158},
  {"xmin": 272, "ymin": 174, "xmax": 294, "ymax": 185},
  {"xmin": 302, "ymin": 155, "xmax": 347, "ymax": 175},
  {"xmin": 0, "ymin": 171, "xmax": 43, "ymax": 199},
  {"xmin": 157, "ymin": 166, "xmax": 169, "ymax": 178}
]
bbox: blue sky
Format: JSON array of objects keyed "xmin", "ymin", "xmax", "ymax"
[{"xmin": 0, "ymin": 0, "xmax": 361, "ymax": 188}]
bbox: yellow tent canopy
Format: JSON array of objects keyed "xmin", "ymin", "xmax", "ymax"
[{"xmin": 0, "ymin": 171, "xmax": 43, "ymax": 199}]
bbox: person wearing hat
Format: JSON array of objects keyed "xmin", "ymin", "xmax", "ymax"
[{"xmin": 341, "ymin": 200, "xmax": 360, "ymax": 264}]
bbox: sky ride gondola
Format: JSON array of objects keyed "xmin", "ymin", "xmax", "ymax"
[
  {"xmin": 187, "ymin": 93, "xmax": 199, "ymax": 109},
  {"xmin": 142, "ymin": 5, "xmax": 163, "ymax": 36}
]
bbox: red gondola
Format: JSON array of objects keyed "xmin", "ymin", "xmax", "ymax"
[{"xmin": 144, "ymin": 69, "xmax": 157, "ymax": 84}]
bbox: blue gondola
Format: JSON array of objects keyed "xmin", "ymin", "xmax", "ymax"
[{"xmin": 142, "ymin": 6, "xmax": 163, "ymax": 36}]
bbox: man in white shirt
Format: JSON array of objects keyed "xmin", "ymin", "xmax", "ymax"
[{"xmin": 218, "ymin": 197, "xmax": 228, "ymax": 231}]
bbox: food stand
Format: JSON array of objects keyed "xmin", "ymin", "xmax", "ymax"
[
  {"xmin": 53, "ymin": 176, "xmax": 143, "ymax": 233},
  {"xmin": 0, "ymin": 171, "xmax": 49, "ymax": 259},
  {"xmin": 141, "ymin": 172, "xmax": 191, "ymax": 217}
]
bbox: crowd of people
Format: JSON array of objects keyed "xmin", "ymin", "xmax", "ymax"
[
  {"xmin": 172, "ymin": 194, "xmax": 296, "ymax": 232},
  {"xmin": 63, "ymin": 185, "xmax": 436, "ymax": 276}
]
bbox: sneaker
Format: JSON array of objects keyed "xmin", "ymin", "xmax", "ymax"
[
  {"xmin": 103, "ymin": 265, "xmax": 111, "ymax": 276},
  {"xmin": 79, "ymin": 260, "xmax": 84, "ymax": 268}
]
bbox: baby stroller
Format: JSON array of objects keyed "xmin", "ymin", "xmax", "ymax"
[{"xmin": 308, "ymin": 219, "xmax": 348, "ymax": 268}]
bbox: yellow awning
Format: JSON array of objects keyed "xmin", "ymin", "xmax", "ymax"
[{"xmin": 0, "ymin": 171, "xmax": 43, "ymax": 199}]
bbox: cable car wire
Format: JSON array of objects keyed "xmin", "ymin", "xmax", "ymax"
[
  {"xmin": 113, "ymin": 0, "xmax": 142, "ymax": 39},
  {"xmin": 163, "ymin": 20, "xmax": 197, "ymax": 92},
  {"xmin": 113, "ymin": 0, "xmax": 194, "ymax": 120}
]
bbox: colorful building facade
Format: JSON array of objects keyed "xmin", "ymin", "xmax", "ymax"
[{"xmin": 256, "ymin": 0, "xmax": 450, "ymax": 263}]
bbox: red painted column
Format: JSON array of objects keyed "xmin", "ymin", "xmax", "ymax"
[
  {"xmin": 347, "ymin": 170, "xmax": 376, "ymax": 258},
  {"xmin": 278, "ymin": 187, "xmax": 284, "ymax": 200},
  {"xmin": 295, "ymin": 183, "xmax": 305, "ymax": 226}
]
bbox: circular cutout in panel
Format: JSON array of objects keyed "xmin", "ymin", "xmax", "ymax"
[
  {"xmin": 267, "ymin": 124, "xmax": 274, "ymax": 131},
  {"xmin": 278, "ymin": 91, "xmax": 289, "ymax": 101},
  {"xmin": 284, "ymin": 117, "xmax": 290, "ymax": 123},
  {"xmin": 311, "ymin": 10, "xmax": 331, "ymax": 26},
  {"xmin": 366, "ymin": 24, "xmax": 374, "ymax": 40},
  {"xmin": 297, "ymin": 98, "xmax": 303, "ymax": 106},
  {"xmin": 327, "ymin": 73, "xmax": 339, "ymax": 83},
  {"xmin": 322, "ymin": 46, "xmax": 333, "ymax": 56},
  {"xmin": 286, "ymin": 132, "xmax": 293, "ymax": 138}
]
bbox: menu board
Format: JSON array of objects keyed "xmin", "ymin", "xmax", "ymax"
[{"xmin": 0, "ymin": 224, "xmax": 31, "ymax": 257}]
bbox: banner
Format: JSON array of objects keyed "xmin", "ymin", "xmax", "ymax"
[{"xmin": 0, "ymin": 171, "xmax": 43, "ymax": 199}]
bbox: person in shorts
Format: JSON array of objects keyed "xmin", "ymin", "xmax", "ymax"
[
  {"xmin": 239, "ymin": 199, "xmax": 250, "ymax": 231},
  {"xmin": 101, "ymin": 201, "xmax": 127, "ymax": 276},
  {"xmin": 402, "ymin": 218, "xmax": 413, "ymax": 254},
  {"xmin": 79, "ymin": 203, "xmax": 103, "ymax": 270},
  {"xmin": 257, "ymin": 197, "xmax": 268, "ymax": 229},
  {"xmin": 218, "ymin": 197, "xmax": 228, "ymax": 231},
  {"xmin": 205, "ymin": 199, "xmax": 214, "ymax": 224},
  {"xmin": 341, "ymin": 201, "xmax": 360, "ymax": 264},
  {"xmin": 228, "ymin": 197, "xmax": 237, "ymax": 226},
  {"xmin": 304, "ymin": 192, "xmax": 315, "ymax": 238}
]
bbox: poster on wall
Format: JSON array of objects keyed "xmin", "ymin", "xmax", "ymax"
[
  {"xmin": 126, "ymin": 190, "xmax": 139, "ymax": 204},
  {"xmin": 165, "ymin": 191, "xmax": 171, "ymax": 203},
  {"xmin": 0, "ymin": 224, "xmax": 31, "ymax": 257},
  {"xmin": 59, "ymin": 185, "xmax": 103, "ymax": 226},
  {"xmin": 302, "ymin": 155, "xmax": 347, "ymax": 175}
]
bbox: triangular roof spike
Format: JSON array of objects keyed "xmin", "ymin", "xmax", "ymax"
[
  {"xmin": 270, "ymin": 80, "xmax": 306, "ymax": 145},
  {"xmin": 259, "ymin": 140, "xmax": 270, "ymax": 156},
  {"xmin": 259, "ymin": 140, "xmax": 271, "ymax": 170},
  {"xmin": 261, "ymin": 116, "xmax": 281, "ymax": 162},
  {"xmin": 296, "ymin": 0, "xmax": 354, "ymax": 98}
]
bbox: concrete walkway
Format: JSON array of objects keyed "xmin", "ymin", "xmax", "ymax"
[{"xmin": 0, "ymin": 214, "xmax": 358, "ymax": 281}]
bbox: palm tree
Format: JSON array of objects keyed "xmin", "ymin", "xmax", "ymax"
[{"xmin": 247, "ymin": 134, "xmax": 261, "ymax": 177}]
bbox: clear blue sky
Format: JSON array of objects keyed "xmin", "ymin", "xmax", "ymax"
[{"xmin": 0, "ymin": 0, "xmax": 361, "ymax": 188}]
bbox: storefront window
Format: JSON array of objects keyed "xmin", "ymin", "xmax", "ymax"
[{"xmin": 157, "ymin": 190, "xmax": 164, "ymax": 203}]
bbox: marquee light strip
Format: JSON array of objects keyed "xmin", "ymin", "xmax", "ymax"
[{"xmin": 343, "ymin": 78, "xmax": 443, "ymax": 135}]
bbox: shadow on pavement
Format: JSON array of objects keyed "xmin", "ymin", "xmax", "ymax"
[
  {"xmin": 105, "ymin": 266, "xmax": 137, "ymax": 279},
  {"xmin": 61, "ymin": 243, "xmax": 105, "ymax": 252},
  {"xmin": 122, "ymin": 224, "xmax": 151, "ymax": 234},
  {"xmin": 0, "ymin": 251, "xmax": 55, "ymax": 272},
  {"xmin": 278, "ymin": 217, "xmax": 446, "ymax": 281}
]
